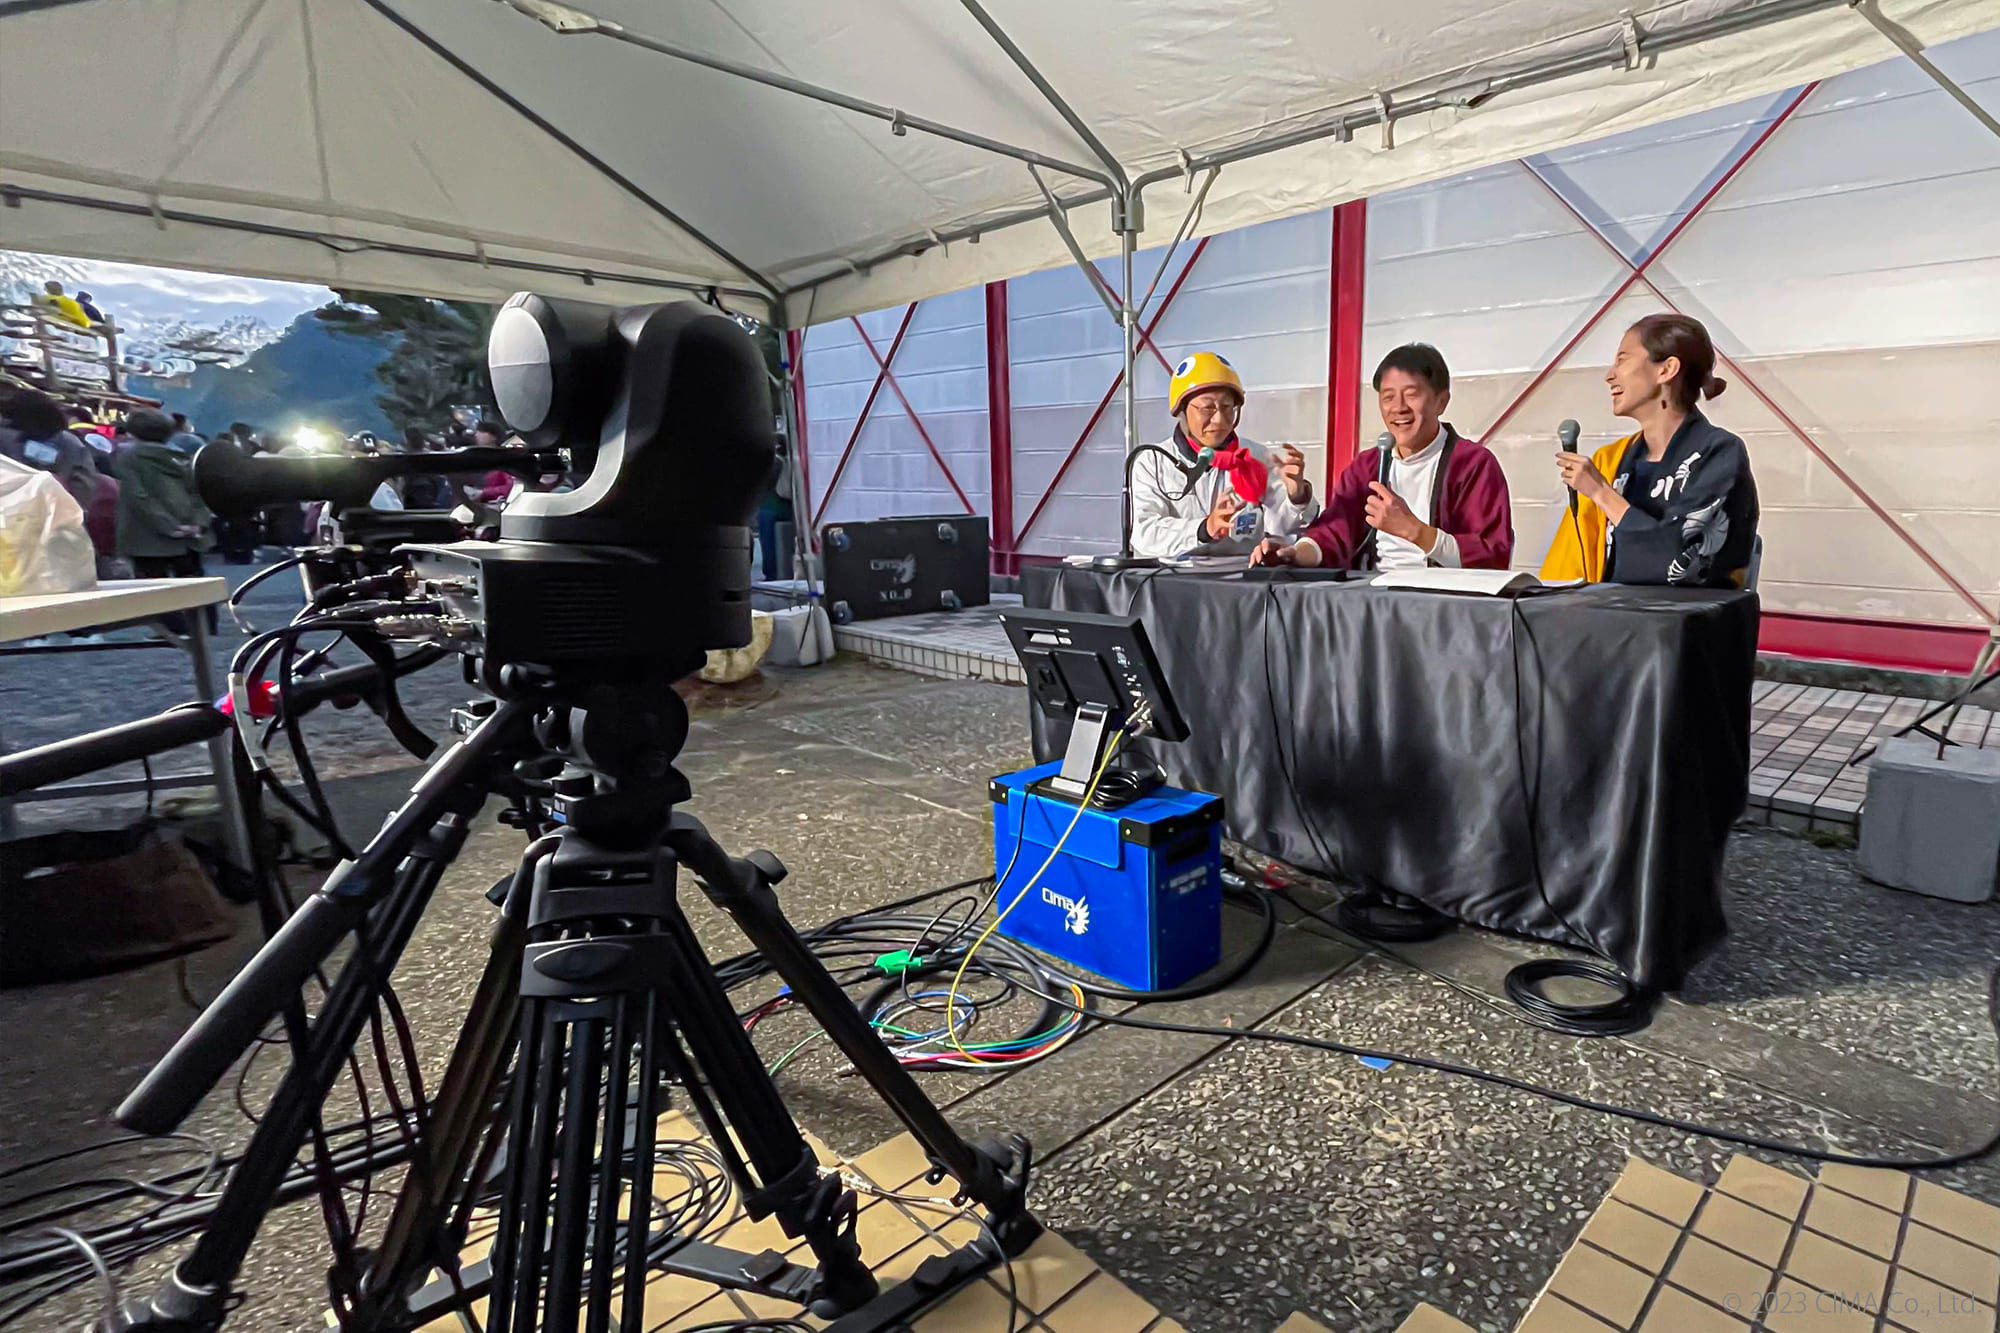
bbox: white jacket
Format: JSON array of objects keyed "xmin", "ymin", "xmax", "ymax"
[{"xmin": 1128, "ymin": 434, "xmax": 1320, "ymax": 558}]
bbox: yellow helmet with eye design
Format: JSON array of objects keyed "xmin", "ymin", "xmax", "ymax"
[{"xmin": 1169, "ymin": 350, "xmax": 1244, "ymax": 416}]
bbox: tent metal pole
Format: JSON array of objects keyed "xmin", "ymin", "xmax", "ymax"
[
  {"xmin": 785, "ymin": 0, "xmax": 1854, "ymax": 294},
  {"xmin": 1124, "ymin": 0, "xmax": 1850, "ymax": 197},
  {"xmin": 956, "ymin": 0, "xmax": 1128, "ymax": 191},
  {"xmin": 773, "ymin": 317, "xmax": 821, "ymax": 596},
  {"xmin": 0, "ymin": 181, "xmax": 763, "ymax": 304},
  {"xmin": 1014, "ymin": 238, "xmax": 1210, "ymax": 549},
  {"xmin": 500, "ymin": 0, "xmax": 1115, "ymax": 190},
  {"xmin": 1119, "ymin": 223, "xmax": 1139, "ymax": 555},
  {"xmin": 362, "ymin": 0, "xmax": 780, "ymax": 304},
  {"xmin": 1029, "ymin": 169, "xmax": 1125, "ymax": 321},
  {"xmin": 1852, "ymin": 0, "xmax": 2000, "ymax": 143}
]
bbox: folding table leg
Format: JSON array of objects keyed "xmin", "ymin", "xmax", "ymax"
[{"xmin": 181, "ymin": 611, "xmax": 253, "ymax": 873}]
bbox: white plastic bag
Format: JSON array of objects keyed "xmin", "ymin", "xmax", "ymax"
[
  {"xmin": 0, "ymin": 454, "xmax": 97, "ymax": 596},
  {"xmin": 700, "ymin": 610, "xmax": 776, "ymax": 683}
]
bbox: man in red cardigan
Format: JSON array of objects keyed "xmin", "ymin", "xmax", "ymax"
[{"xmin": 1252, "ymin": 344, "xmax": 1513, "ymax": 570}]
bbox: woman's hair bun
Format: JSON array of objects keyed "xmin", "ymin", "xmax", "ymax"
[{"xmin": 1702, "ymin": 376, "xmax": 1727, "ymax": 400}]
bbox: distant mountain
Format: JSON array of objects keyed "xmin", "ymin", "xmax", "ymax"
[
  {"xmin": 122, "ymin": 313, "xmax": 282, "ymax": 365},
  {"xmin": 0, "ymin": 253, "xmax": 89, "ymax": 301},
  {"xmin": 128, "ymin": 313, "xmax": 393, "ymax": 439}
]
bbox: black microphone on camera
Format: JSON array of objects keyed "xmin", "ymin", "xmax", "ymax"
[{"xmin": 1557, "ymin": 419, "xmax": 1581, "ymax": 515}]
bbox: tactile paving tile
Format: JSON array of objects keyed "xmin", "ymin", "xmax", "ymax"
[
  {"xmin": 1510, "ymin": 1154, "xmax": 2000, "ymax": 1333},
  {"xmin": 407, "ymin": 1118, "xmax": 1180, "ymax": 1333},
  {"xmin": 1390, "ymin": 1303, "xmax": 1482, "ymax": 1332}
]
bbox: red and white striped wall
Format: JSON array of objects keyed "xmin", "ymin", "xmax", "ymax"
[{"xmin": 798, "ymin": 27, "xmax": 2000, "ymax": 673}]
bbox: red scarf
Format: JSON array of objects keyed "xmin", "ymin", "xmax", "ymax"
[{"xmin": 1207, "ymin": 434, "xmax": 1268, "ymax": 505}]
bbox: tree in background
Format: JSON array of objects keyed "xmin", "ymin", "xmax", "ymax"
[{"xmin": 315, "ymin": 291, "xmax": 495, "ymax": 436}]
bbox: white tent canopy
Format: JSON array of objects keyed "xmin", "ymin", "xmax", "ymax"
[{"xmin": 2, "ymin": 0, "xmax": 1996, "ymax": 326}]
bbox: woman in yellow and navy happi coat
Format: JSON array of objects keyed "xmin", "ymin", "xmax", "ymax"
[{"xmin": 1542, "ymin": 314, "xmax": 1759, "ymax": 589}]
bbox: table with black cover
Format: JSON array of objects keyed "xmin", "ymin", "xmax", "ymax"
[{"xmin": 1020, "ymin": 566, "xmax": 1759, "ymax": 992}]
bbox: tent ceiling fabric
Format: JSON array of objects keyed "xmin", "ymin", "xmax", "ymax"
[{"xmin": 2, "ymin": 0, "xmax": 1996, "ymax": 322}]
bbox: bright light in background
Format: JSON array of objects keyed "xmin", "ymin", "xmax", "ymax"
[{"xmin": 292, "ymin": 425, "xmax": 334, "ymax": 453}]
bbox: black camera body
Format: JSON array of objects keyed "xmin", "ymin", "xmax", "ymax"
[{"xmin": 404, "ymin": 535, "xmax": 750, "ymax": 672}]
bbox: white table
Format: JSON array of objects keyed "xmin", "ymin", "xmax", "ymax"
[{"xmin": 0, "ymin": 577, "xmax": 253, "ymax": 870}]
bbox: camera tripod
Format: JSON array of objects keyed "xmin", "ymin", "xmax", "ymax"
[{"xmin": 104, "ymin": 668, "xmax": 1037, "ymax": 1332}]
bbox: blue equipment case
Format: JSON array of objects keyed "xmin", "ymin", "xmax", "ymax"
[{"xmin": 987, "ymin": 762, "xmax": 1224, "ymax": 990}]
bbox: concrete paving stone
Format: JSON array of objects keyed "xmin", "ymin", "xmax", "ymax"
[
  {"xmin": 1693, "ymin": 1194, "xmax": 1792, "ymax": 1267},
  {"xmin": 1716, "ymin": 1157, "xmax": 1811, "ymax": 1220},
  {"xmin": 1665, "ymin": 1234, "xmax": 1772, "ymax": 1314},
  {"xmin": 1817, "ymin": 1163, "xmax": 1912, "ymax": 1212},
  {"xmin": 1759, "ymin": 1277, "xmax": 1877, "ymax": 1333},
  {"xmin": 1549, "ymin": 1243, "xmax": 1655, "ymax": 1327},
  {"xmin": 1804, "ymin": 1187, "xmax": 1903, "ymax": 1260},
  {"xmin": 1900, "ymin": 1221, "xmax": 2000, "ymax": 1302},
  {"xmin": 1784, "ymin": 1226, "xmax": 1891, "ymax": 1306},
  {"xmin": 1636, "ymin": 1284, "xmax": 1750, "ymax": 1333},
  {"xmin": 1612, "ymin": 1158, "xmax": 1707, "ymax": 1227},
  {"xmin": 1916, "ymin": 1182, "xmax": 2000, "ymax": 1252},
  {"xmin": 1040, "ymin": 1270, "xmax": 1162, "ymax": 1333},
  {"xmin": 1578, "ymin": 1199, "xmax": 1683, "ymax": 1272},
  {"xmin": 1886, "ymin": 1269, "xmax": 1995, "ymax": 1333},
  {"xmin": 1517, "ymin": 1297, "xmax": 1622, "ymax": 1332},
  {"xmin": 1391, "ymin": 1303, "xmax": 1481, "ymax": 1332}
]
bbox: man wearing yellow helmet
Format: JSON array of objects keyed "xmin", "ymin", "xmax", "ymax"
[{"xmin": 1128, "ymin": 350, "xmax": 1317, "ymax": 558}]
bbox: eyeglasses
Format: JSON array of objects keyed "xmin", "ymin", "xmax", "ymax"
[{"xmin": 1186, "ymin": 399, "xmax": 1240, "ymax": 420}]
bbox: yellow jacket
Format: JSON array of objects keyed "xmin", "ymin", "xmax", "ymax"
[
  {"xmin": 35, "ymin": 293, "xmax": 92, "ymax": 327},
  {"xmin": 1538, "ymin": 436, "xmax": 1634, "ymax": 582}
]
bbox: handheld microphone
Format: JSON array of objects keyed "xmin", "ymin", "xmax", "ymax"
[
  {"xmin": 1557, "ymin": 419, "xmax": 1581, "ymax": 515},
  {"xmin": 1377, "ymin": 432, "xmax": 1394, "ymax": 452}
]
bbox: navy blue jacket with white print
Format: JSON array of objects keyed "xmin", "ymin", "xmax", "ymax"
[{"xmin": 1605, "ymin": 409, "xmax": 1759, "ymax": 589}]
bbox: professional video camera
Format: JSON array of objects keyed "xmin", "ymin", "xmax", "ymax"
[{"xmin": 67, "ymin": 295, "xmax": 1033, "ymax": 1333}]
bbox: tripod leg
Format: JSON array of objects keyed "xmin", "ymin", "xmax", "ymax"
[
  {"xmin": 355, "ymin": 838, "xmax": 559, "ymax": 1327},
  {"xmin": 493, "ymin": 831, "xmax": 881, "ymax": 1323},
  {"xmin": 647, "ymin": 903, "xmax": 878, "ymax": 1316},
  {"xmin": 665, "ymin": 815, "xmax": 1035, "ymax": 1252},
  {"xmin": 545, "ymin": 1011, "xmax": 606, "ymax": 1333},
  {"xmin": 110, "ymin": 805, "xmax": 484, "ymax": 1332}
]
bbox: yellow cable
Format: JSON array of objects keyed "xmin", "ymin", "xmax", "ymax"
[{"xmin": 946, "ymin": 732, "xmax": 1125, "ymax": 1064}]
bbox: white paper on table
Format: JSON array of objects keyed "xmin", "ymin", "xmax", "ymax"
[{"xmin": 1369, "ymin": 567, "xmax": 1546, "ymax": 596}]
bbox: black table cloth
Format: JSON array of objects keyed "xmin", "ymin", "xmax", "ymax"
[{"xmin": 1020, "ymin": 566, "xmax": 1758, "ymax": 991}]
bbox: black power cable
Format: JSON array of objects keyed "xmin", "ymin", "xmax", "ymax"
[
  {"xmin": 1012, "ymin": 955, "xmax": 2000, "ymax": 1171},
  {"xmin": 1502, "ymin": 959, "xmax": 1653, "ymax": 1038}
]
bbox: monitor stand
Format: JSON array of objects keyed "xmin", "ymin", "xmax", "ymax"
[{"xmin": 1030, "ymin": 701, "xmax": 1163, "ymax": 810}]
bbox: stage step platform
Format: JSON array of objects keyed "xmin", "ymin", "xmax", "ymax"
[{"xmin": 754, "ymin": 581, "xmax": 1023, "ymax": 684}]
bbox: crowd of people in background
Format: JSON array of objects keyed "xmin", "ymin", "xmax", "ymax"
[{"xmin": 0, "ymin": 382, "xmax": 538, "ymax": 607}]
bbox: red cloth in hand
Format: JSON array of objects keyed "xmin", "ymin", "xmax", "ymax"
[{"xmin": 1209, "ymin": 438, "xmax": 1269, "ymax": 505}]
